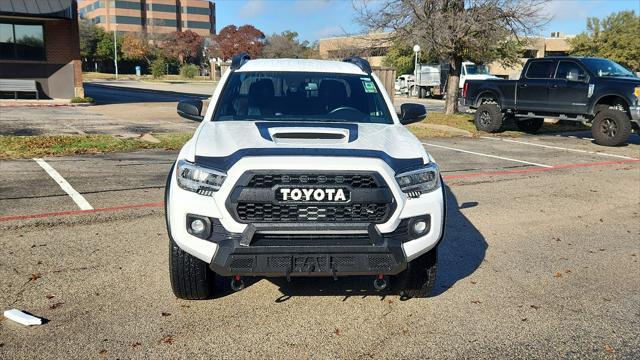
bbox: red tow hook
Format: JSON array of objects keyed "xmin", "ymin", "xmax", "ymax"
[
  {"xmin": 230, "ymin": 275, "xmax": 245, "ymax": 292},
  {"xmin": 373, "ymin": 274, "xmax": 387, "ymax": 290}
]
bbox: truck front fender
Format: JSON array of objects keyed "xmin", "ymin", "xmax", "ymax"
[{"xmin": 589, "ymin": 92, "xmax": 632, "ymax": 116}]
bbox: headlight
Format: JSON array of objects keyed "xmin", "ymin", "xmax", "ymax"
[
  {"xmin": 395, "ymin": 163, "xmax": 440, "ymax": 196},
  {"xmin": 176, "ymin": 159, "xmax": 226, "ymax": 196},
  {"xmin": 634, "ymin": 86, "xmax": 640, "ymax": 98}
]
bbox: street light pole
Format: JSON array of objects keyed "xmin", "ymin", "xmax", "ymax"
[
  {"xmin": 113, "ymin": 27, "xmax": 119, "ymax": 79},
  {"xmin": 413, "ymin": 44, "xmax": 421, "ymax": 97}
]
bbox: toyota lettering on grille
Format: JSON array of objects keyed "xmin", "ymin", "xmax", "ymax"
[{"xmin": 279, "ymin": 188, "xmax": 350, "ymax": 203}]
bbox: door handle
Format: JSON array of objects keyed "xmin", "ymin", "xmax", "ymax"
[
  {"xmin": 550, "ymin": 84, "xmax": 559, "ymax": 89},
  {"xmin": 519, "ymin": 83, "xmax": 528, "ymax": 88}
]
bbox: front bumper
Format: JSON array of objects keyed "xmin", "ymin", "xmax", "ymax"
[{"xmin": 206, "ymin": 220, "xmax": 411, "ymax": 277}]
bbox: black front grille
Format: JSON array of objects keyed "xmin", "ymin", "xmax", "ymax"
[
  {"xmin": 247, "ymin": 174, "xmax": 378, "ymax": 188},
  {"xmin": 236, "ymin": 203, "xmax": 390, "ymax": 223},
  {"xmin": 230, "ymin": 172, "xmax": 395, "ymax": 224},
  {"xmin": 229, "ymin": 257, "xmax": 254, "ymax": 270}
]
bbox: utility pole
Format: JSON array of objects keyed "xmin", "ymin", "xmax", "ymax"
[{"xmin": 113, "ymin": 27, "xmax": 119, "ymax": 79}]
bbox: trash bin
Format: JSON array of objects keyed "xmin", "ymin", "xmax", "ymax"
[{"xmin": 135, "ymin": 66, "xmax": 141, "ymax": 77}]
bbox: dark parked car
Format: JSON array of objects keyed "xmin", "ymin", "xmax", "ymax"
[{"xmin": 461, "ymin": 57, "xmax": 640, "ymax": 146}]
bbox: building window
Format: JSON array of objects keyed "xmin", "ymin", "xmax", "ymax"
[
  {"xmin": 79, "ymin": 1, "xmax": 103, "ymax": 16},
  {"xmin": 111, "ymin": 1, "xmax": 140, "ymax": 10},
  {"xmin": 91, "ymin": 16, "xmax": 106, "ymax": 24},
  {"xmin": 184, "ymin": 6, "xmax": 210, "ymax": 15},
  {"xmin": 184, "ymin": 21, "xmax": 210, "ymax": 30},
  {"xmin": 148, "ymin": 18, "xmax": 177, "ymax": 28},
  {"xmin": 0, "ymin": 22, "xmax": 45, "ymax": 61},
  {"xmin": 110, "ymin": 16, "xmax": 142, "ymax": 25},
  {"xmin": 148, "ymin": 4, "xmax": 177, "ymax": 12}
]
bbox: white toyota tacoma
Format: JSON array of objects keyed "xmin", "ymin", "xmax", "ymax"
[{"xmin": 165, "ymin": 54, "xmax": 446, "ymax": 299}]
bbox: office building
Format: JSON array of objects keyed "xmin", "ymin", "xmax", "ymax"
[{"xmin": 78, "ymin": 0, "xmax": 215, "ymax": 37}]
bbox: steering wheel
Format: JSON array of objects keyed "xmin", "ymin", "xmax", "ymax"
[{"xmin": 328, "ymin": 106, "xmax": 361, "ymax": 115}]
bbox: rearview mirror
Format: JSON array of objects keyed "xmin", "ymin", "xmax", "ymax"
[
  {"xmin": 177, "ymin": 99, "xmax": 204, "ymax": 122},
  {"xmin": 399, "ymin": 103, "xmax": 427, "ymax": 125}
]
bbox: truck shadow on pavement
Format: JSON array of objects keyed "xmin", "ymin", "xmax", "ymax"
[
  {"xmin": 257, "ymin": 184, "xmax": 487, "ymax": 301},
  {"xmin": 530, "ymin": 129, "xmax": 640, "ymax": 146}
]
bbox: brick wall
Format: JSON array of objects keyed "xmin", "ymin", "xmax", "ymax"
[{"xmin": 44, "ymin": 18, "xmax": 84, "ymax": 97}]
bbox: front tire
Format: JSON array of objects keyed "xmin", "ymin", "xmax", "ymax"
[
  {"xmin": 395, "ymin": 248, "xmax": 438, "ymax": 299},
  {"xmin": 591, "ymin": 109, "xmax": 631, "ymax": 146},
  {"xmin": 474, "ymin": 103, "xmax": 503, "ymax": 133},
  {"xmin": 169, "ymin": 238, "xmax": 217, "ymax": 300},
  {"xmin": 165, "ymin": 166, "xmax": 216, "ymax": 300},
  {"xmin": 516, "ymin": 118, "xmax": 544, "ymax": 133}
]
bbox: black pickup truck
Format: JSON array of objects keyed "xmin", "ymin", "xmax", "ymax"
[{"xmin": 461, "ymin": 57, "xmax": 640, "ymax": 146}]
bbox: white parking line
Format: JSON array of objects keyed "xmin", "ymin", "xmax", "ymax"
[
  {"xmin": 423, "ymin": 143, "xmax": 552, "ymax": 168},
  {"xmin": 33, "ymin": 158, "xmax": 93, "ymax": 210},
  {"xmin": 480, "ymin": 137, "xmax": 639, "ymax": 160}
]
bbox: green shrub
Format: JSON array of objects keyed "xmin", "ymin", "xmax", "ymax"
[
  {"xmin": 179, "ymin": 64, "xmax": 199, "ymax": 79},
  {"xmin": 150, "ymin": 58, "xmax": 167, "ymax": 79},
  {"xmin": 70, "ymin": 96, "xmax": 94, "ymax": 104}
]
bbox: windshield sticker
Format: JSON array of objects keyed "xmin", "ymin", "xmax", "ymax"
[{"xmin": 362, "ymin": 79, "xmax": 377, "ymax": 93}]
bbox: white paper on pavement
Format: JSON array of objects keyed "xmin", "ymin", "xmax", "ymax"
[{"xmin": 3, "ymin": 309, "xmax": 43, "ymax": 326}]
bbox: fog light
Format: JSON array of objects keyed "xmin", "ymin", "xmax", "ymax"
[
  {"xmin": 408, "ymin": 215, "xmax": 431, "ymax": 239},
  {"xmin": 190, "ymin": 219, "xmax": 205, "ymax": 234},
  {"xmin": 413, "ymin": 220, "xmax": 427, "ymax": 234},
  {"xmin": 185, "ymin": 214, "xmax": 211, "ymax": 240}
]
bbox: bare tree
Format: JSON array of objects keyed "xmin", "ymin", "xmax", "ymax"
[{"xmin": 355, "ymin": 0, "xmax": 549, "ymax": 114}]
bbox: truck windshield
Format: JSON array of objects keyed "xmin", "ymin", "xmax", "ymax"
[
  {"xmin": 213, "ymin": 71, "xmax": 393, "ymax": 124},
  {"xmin": 581, "ymin": 58, "xmax": 637, "ymax": 78},
  {"xmin": 465, "ymin": 64, "xmax": 489, "ymax": 75}
]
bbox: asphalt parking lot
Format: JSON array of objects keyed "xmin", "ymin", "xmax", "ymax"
[{"xmin": 1, "ymin": 131, "xmax": 639, "ymax": 358}]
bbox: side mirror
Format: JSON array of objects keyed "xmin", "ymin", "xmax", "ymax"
[
  {"xmin": 399, "ymin": 103, "xmax": 427, "ymax": 125},
  {"xmin": 177, "ymin": 99, "xmax": 204, "ymax": 122}
]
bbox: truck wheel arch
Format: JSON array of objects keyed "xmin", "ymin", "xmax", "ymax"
[
  {"xmin": 590, "ymin": 94, "xmax": 630, "ymax": 116},
  {"xmin": 475, "ymin": 91, "xmax": 501, "ymax": 108}
]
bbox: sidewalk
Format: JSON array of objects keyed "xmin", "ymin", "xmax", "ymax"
[{"xmin": 0, "ymin": 99, "xmax": 82, "ymax": 107}]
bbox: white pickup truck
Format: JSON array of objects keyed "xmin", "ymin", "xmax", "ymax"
[
  {"xmin": 398, "ymin": 61, "xmax": 499, "ymax": 98},
  {"xmin": 165, "ymin": 55, "xmax": 446, "ymax": 299}
]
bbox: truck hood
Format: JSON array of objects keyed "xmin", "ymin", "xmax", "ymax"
[
  {"xmin": 597, "ymin": 76, "xmax": 640, "ymax": 85},
  {"xmin": 193, "ymin": 121, "xmax": 429, "ymax": 171}
]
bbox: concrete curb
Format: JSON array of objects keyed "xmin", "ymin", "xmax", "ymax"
[{"xmin": 0, "ymin": 101, "xmax": 95, "ymax": 108}]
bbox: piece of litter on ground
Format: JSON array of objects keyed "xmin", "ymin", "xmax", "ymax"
[
  {"xmin": 3, "ymin": 309, "xmax": 43, "ymax": 326},
  {"xmin": 139, "ymin": 133, "xmax": 161, "ymax": 144}
]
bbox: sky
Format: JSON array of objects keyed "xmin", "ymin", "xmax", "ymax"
[{"xmin": 214, "ymin": 0, "xmax": 640, "ymax": 42}]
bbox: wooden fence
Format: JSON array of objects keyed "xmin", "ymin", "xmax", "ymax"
[{"xmin": 372, "ymin": 66, "xmax": 396, "ymax": 101}]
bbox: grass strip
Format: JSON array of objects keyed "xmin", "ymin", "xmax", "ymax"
[{"xmin": 0, "ymin": 133, "xmax": 191, "ymax": 160}]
